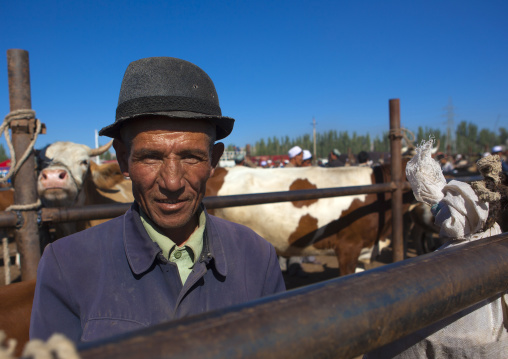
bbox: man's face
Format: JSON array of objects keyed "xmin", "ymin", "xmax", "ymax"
[
  {"xmin": 114, "ymin": 117, "xmax": 223, "ymax": 241},
  {"xmin": 294, "ymin": 152, "xmax": 304, "ymax": 166}
]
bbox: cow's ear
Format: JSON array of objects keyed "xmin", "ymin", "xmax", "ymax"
[
  {"xmin": 113, "ymin": 138, "xmax": 129, "ymax": 177},
  {"xmin": 211, "ymin": 142, "xmax": 224, "ymax": 170}
]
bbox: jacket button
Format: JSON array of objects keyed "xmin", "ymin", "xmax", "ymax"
[{"xmin": 174, "ymin": 251, "xmax": 182, "ymax": 259}]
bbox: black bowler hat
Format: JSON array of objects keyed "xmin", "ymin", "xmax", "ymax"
[{"xmin": 99, "ymin": 57, "xmax": 235, "ymax": 140}]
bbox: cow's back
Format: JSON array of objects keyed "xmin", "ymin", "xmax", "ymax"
[{"xmin": 207, "ymin": 166, "xmax": 375, "ymax": 256}]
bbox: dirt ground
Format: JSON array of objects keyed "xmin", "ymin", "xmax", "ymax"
[{"xmin": 282, "ymin": 245, "xmax": 399, "ymax": 290}]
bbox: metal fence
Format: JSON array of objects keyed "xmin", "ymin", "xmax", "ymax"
[{"xmin": 76, "ymin": 232, "xmax": 508, "ymax": 359}]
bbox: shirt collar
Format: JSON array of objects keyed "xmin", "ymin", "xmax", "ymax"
[
  {"xmin": 123, "ymin": 202, "xmax": 227, "ymax": 277},
  {"xmin": 139, "ymin": 207, "xmax": 205, "ymax": 265}
]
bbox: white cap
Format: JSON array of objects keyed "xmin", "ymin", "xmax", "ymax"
[
  {"xmin": 303, "ymin": 149, "xmax": 312, "ymax": 161},
  {"xmin": 492, "ymin": 145, "xmax": 503, "ymax": 153},
  {"xmin": 288, "ymin": 146, "xmax": 303, "ymax": 158},
  {"xmin": 260, "ymin": 160, "xmax": 267, "ymax": 166}
]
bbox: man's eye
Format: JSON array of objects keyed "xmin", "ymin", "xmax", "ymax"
[
  {"xmin": 136, "ymin": 153, "xmax": 162, "ymax": 162},
  {"xmin": 183, "ymin": 155, "xmax": 205, "ymax": 164}
]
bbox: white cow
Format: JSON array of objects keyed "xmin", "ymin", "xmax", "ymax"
[
  {"xmin": 206, "ymin": 165, "xmax": 413, "ymax": 275},
  {"xmin": 37, "ymin": 140, "xmax": 133, "ymax": 238}
]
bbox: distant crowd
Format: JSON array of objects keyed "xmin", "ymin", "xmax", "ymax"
[
  {"xmin": 233, "ymin": 144, "xmax": 508, "ymax": 176},
  {"xmin": 235, "ymin": 147, "xmax": 375, "ymax": 169},
  {"xmin": 435, "ymin": 145, "xmax": 508, "ymax": 175}
]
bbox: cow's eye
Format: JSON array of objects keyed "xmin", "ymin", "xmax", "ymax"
[{"xmin": 81, "ymin": 160, "xmax": 89, "ymax": 166}]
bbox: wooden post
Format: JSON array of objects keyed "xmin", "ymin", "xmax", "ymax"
[
  {"xmin": 7, "ymin": 49, "xmax": 41, "ymax": 280},
  {"xmin": 389, "ymin": 99, "xmax": 404, "ymax": 262}
]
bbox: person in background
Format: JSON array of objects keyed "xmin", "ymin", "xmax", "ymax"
[
  {"xmin": 327, "ymin": 149, "xmax": 345, "ymax": 167},
  {"xmin": 278, "ymin": 145, "xmax": 309, "ymax": 277},
  {"xmin": 30, "ymin": 56, "xmax": 285, "ymax": 343},
  {"xmin": 436, "ymin": 153, "xmax": 454, "ymax": 173},
  {"xmin": 302, "ymin": 149, "xmax": 313, "ymax": 167},
  {"xmin": 234, "ymin": 154, "xmax": 245, "ymax": 166},
  {"xmin": 491, "ymin": 145, "xmax": 508, "ymax": 174},
  {"xmin": 286, "ymin": 146, "xmax": 304, "ymax": 167},
  {"xmin": 357, "ymin": 151, "xmax": 371, "ymax": 167}
]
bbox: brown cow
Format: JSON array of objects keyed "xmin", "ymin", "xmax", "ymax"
[
  {"xmin": 206, "ymin": 163, "xmax": 414, "ymax": 276},
  {"xmin": 0, "ymin": 279, "xmax": 36, "ymax": 357}
]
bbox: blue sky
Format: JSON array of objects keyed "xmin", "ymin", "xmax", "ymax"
[{"xmin": 1, "ymin": 1, "xmax": 507, "ymax": 152}]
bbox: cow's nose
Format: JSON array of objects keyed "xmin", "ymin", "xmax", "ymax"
[{"xmin": 40, "ymin": 169, "xmax": 68, "ymax": 187}]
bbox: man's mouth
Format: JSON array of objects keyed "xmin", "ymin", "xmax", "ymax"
[{"xmin": 155, "ymin": 198, "xmax": 186, "ymax": 205}]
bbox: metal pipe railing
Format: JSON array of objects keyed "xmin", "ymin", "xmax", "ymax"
[
  {"xmin": 389, "ymin": 99, "xmax": 404, "ymax": 262},
  {"xmin": 78, "ymin": 232, "xmax": 508, "ymax": 359},
  {"xmin": 0, "ymin": 182, "xmax": 413, "ymax": 226}
]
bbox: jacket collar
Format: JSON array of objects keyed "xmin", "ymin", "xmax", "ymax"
[
  {"xmin": 201, "ymin": 209, "xmax": 227, "ymax": 277},
  {"xmin": 123, "ymin": 202, "xmax": 227, "ymax": 277}
]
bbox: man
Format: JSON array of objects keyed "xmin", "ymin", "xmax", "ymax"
[
  {"xmin": 234, "ymin": 153, "xmax": 245, "ymax": 166},
  {"xmin": 279, "ymin": 145, "xmax": 308, "ymax": 276},
  {"xmin": 286, "ymin": 146, "xmax": 303, "ymax": 167},
  {"xmin": 357, "ymin": 151, "xmax": 370, "ymax": 167},
  {"xmin": 492, "ymin": 145, "xmax": 508, "ymax": 174},
  {"xmin": 327, "ymin": 148, "xmax": 345, "ymax": 167},
  {"xmin": 302, "ymin": 149, "xmax": 313, "ymax": 167},
  {"xmin": 30, "ymin": 57, "xmax": 285, "ymax": 343}
]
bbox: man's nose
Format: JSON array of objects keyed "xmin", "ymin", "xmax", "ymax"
[{"xmin": 158, "ymin": 160, "xmax": 185, "ymax": 191}]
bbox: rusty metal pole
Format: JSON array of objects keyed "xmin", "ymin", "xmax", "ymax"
[
  {"xmin": 389, "ymin": 98, "xmax": 404, "ymax": 262},
  {"xmin": 79, "ymin": 233, "xmax": 508, "ymax": 359},
  {"xmin": 7, "ymin": 49, "xmax": 41, "ymax": 280}
]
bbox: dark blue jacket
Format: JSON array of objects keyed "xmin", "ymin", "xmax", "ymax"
[{"xmin": 30, "ymin": 204, "xmax": 285, "ymax": 343}]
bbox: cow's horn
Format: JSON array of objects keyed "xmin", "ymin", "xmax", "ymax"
[{"xmin": 88, "ymin": 140, "xmax": 114, "ymax": 157}]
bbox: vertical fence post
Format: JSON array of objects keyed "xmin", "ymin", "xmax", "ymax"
[
  {"xmin": 389, "ymin": 99, "xmax": 404, "ymax": 262},
  {"xmin": 7, "ymin": 49, "xmax": 41, "ymax": 280}
]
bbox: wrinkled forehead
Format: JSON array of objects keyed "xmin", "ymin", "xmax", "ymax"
[{"xmin": 119, "ymin": 117, "xmax": 217, "ymax": 150}]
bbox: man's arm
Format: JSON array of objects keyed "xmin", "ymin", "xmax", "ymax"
[{"xmin": 30, "ymin": 244, "xmax": 82, "ymax": 343}]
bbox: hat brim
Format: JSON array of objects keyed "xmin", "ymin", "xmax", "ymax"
[{"xmin": 99, "ymin": 111, "xmax": 235, "ymax": 141}]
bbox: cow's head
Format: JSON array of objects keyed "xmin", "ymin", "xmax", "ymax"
[{"xmin": 36, "ymin": 141, "xmax": 113, "ymax": 207}]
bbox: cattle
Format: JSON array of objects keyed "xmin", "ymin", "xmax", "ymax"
[
  {"xmin": 0, "ymin": 279, "xmax": 36, "ymax": 357},
  {"xmin": 36, "ymin": 140, "xmax": 134, "ymax": 239},
  {"xmin": 0, "ymin": 187, "xmax": 14, "ymax": 212},
  {"xmin": 405, "ymin": 202, "xmax": 444, "ymax": 255},
  {"xmin": 206, "ymin": 164, "xmax": 414, "ymax": 276}
]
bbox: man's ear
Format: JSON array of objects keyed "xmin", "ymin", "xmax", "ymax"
[
  {"xmin": 210, "ymin": 142, "xmax": 224, "ymax": 172},
  {"xmin": 113, "ymin": 138, "xmax": 130, "ymax": 178}
]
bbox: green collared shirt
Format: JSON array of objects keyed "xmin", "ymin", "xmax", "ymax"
[{"xmin": 140, "ymin": 208, "xmax": 205, "ymax": 285}]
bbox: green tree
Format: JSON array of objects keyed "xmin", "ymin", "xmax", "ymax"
[
  {"xmin": 0, "ymin": 144, "xmax": 7, "ymax": 162},
  {"xmin": 498, "ymin": 127, "xmax": 508, "ymax": 146},
  {"xmin": 478, "ymin": 128, "xmax": 497, "ymax": 152},
  {"xmin": 99, "ymin": 150, "xmax": 113, "ymax": 161}
]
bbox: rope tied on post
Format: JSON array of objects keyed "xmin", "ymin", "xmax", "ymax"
[
  {"xmin": 389, "ymin": 127, "xmax": 415, "ymax": 144},
  {"xmin": 0, "ymin": 109, "xmax": 42, "ymax": 184}
]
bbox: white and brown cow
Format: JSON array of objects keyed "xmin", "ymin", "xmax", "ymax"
[
  {"xmin": 37, "ymin": 140, "xmax": 133, "ymax": 239},
  {"xmin": 206, "ymin": 164, "xmax": 413, "ymax": 276}
]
